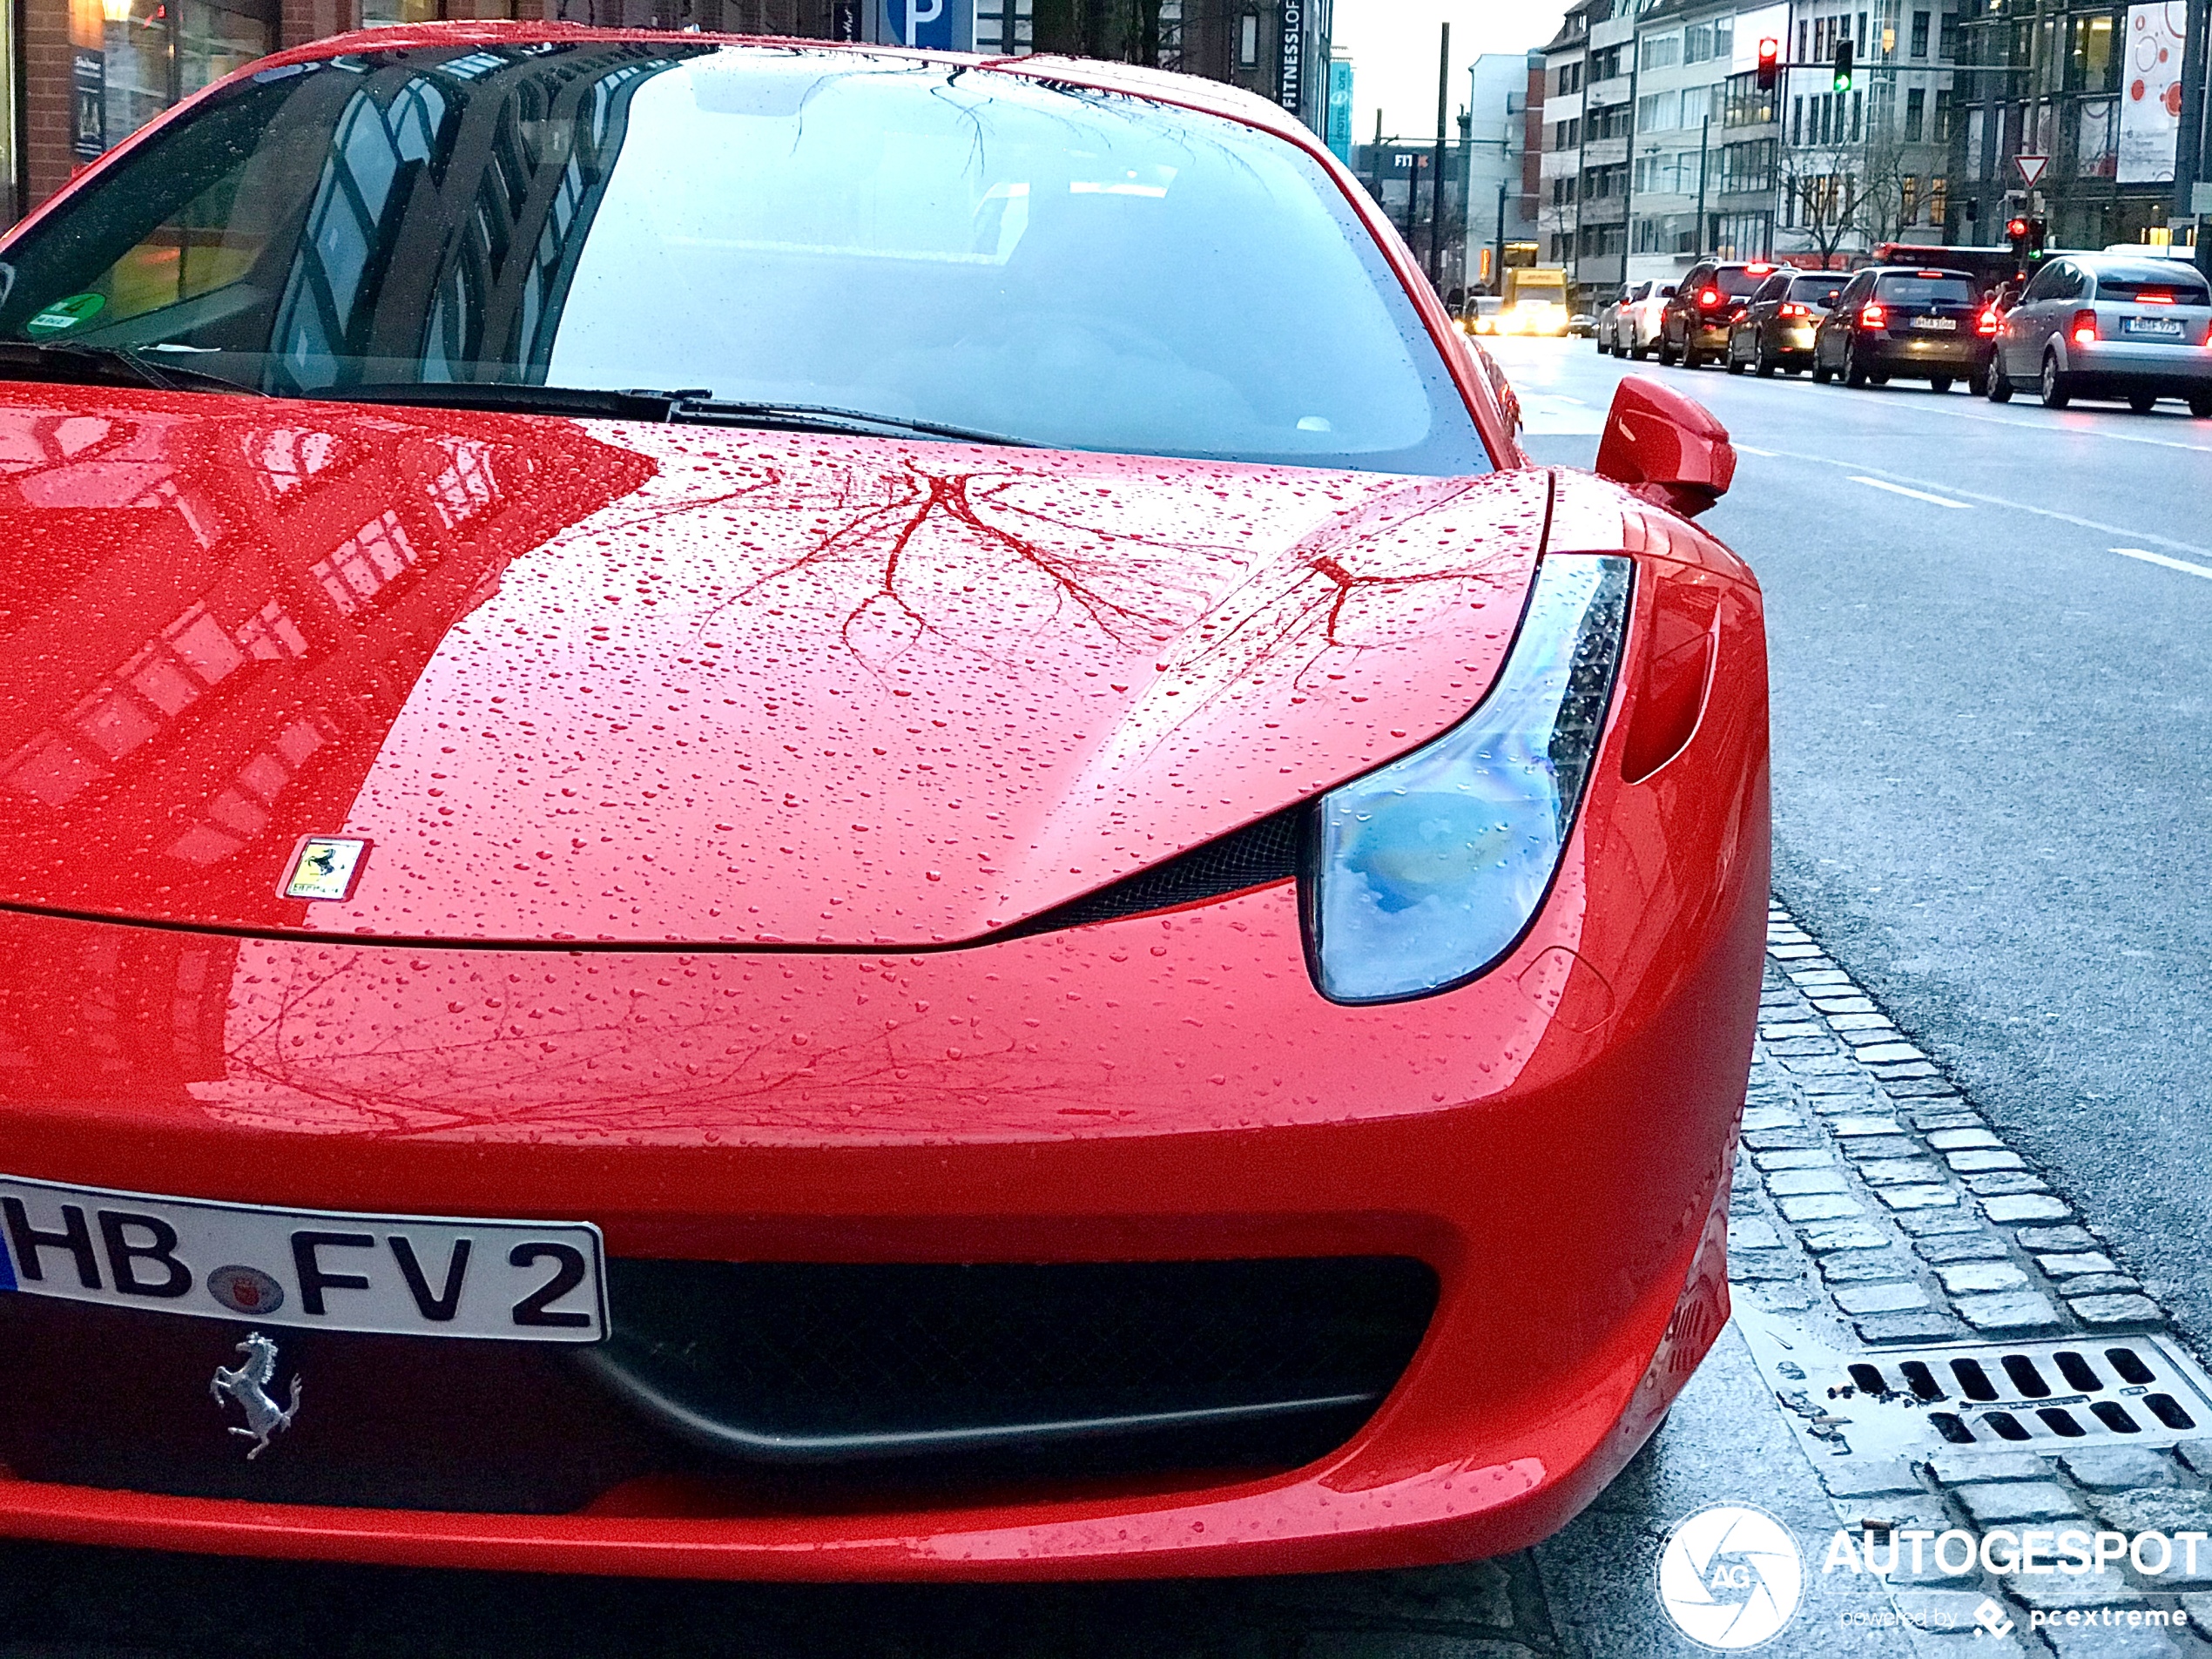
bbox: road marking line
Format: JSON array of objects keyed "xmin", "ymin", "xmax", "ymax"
[
  {"xmin": 1849, "ymin": 475, "xmax": 1971, "ymax": 509},
  {"xmin": 1745, "ymin": 450, "xmax": 2212, "ymax": 561},
  {"xmin": 2112, "ymin": 546, "xmax": 2212, "ymax": 581},
  {"xmin": 1734, "ymin": 443, "xmax": 1777, "ymax": 455}
]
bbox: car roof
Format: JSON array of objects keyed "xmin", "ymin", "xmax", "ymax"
[
  {"xmin": 1873, "ymin": 266, "xmax": 1976, "ymax": 282},
  {"xmin": 2079, "ymin": 255, "xmax": 2210, "ymax": 280}
]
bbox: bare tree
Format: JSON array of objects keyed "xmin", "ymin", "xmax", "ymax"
[{"xmin": 1777, "ymin": 106, "xmax": 1918, "ymax": 262}]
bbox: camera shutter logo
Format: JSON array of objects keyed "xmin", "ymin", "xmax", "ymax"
[{"xmin": 1656, "ymin": 1503, "xmax": 1805, "ymax": 1650}]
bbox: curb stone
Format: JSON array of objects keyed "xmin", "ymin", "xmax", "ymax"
[{"xmin": 1732, "ymin": 903, "xmax": 2212, "ymax": 1654}]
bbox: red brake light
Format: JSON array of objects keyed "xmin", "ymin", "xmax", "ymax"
[
  {"xmin": 2072, "ymin": 308, "xmax": 2098, "ymax": 345},
  {"xmin": 1858, "ymin": 302, "xmax": 1886, "ymax": 328},
  {"xmin": 1698, "ymin": 287, "xmax": 1721, "ymax": 307},
  {"xmin": 2139, "ymin": 291, "xmax": 2175, "ymax": 304},
  {"xmin": 1746, "ymin": 263, "xmax": 1776, "ymax": 274},
  {"xmin": 1977, "ymin": 307, "xmax": 1999, "ymax": 336},
  {"xmin": 1779, "ymin": 302, "xmax": 1804, "ymax": 317}
]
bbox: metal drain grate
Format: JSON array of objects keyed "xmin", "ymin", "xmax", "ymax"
[{"xmin": 1818, "ymin": 1338, "xmax": 2212, "ymax": 1455}]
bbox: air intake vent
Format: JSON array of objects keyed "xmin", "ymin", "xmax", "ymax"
[{"xmin": 997, "ymin": 807, "xmax": 1305, "ymax": 939}]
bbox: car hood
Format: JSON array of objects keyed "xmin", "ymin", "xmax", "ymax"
[{"xmin": 0, "ymin": 387, "xmax": 1548, "ymax": 945}]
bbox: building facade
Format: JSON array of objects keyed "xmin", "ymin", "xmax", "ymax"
[
  {"xmin": 6, "ymin": 0, "xmax": 1331, "ymax": 226},
  {"xmin": 1950, "ymin": 0, "xmax": 2182, "ymax": 251}
]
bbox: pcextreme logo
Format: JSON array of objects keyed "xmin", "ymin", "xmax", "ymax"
[{"xmin": 1656, "ymin": 1504, "xmax": 1807, "ymax": 1650}]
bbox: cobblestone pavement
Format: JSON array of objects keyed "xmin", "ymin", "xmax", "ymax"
[{"xmin": 6, "ymin": 907, "xmax": 2210, "ymax": 1656}]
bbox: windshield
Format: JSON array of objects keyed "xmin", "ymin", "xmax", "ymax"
[
  {"xmin": 2098, "ymin": 270, "xmax": 2212, "ymax": 302},
  {"xmin": 1875, "ymin": 273, "xmax": 1977, "ymax": 305},
  {"xmin": 1788, "ymin": 276, "xmax": 1842, "ymax": 305},
  {"xmin": 0, "ymin": 43, "xmax": 1487, "ymax": 476},
  {"xmin": 1712, "ymin": 268, "xmax": 1768, "ymax": 297}
]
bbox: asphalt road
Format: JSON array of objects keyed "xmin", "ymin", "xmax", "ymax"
[{"xmin": 1511, "ymin": 332, "xmax": 2212, "ymax": 1347}]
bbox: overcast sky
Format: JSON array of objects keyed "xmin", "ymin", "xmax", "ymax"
[{"xmin": 1331, "ymin": 1, "xmax": 1571, "ymax": 145}]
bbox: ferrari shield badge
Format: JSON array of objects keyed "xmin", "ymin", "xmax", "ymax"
[
  {"xmin": 282, "ymin": 835, "xmax": 369, "ymax": 901},
  {"xmin": 210, "ymin": 1332, "xmax": 301, "ymax": 1460}
]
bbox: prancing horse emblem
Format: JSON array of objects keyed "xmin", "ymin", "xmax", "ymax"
[{"xmin": 210, "ymin": 1332, "xmax": 301, "ymax": 1460}]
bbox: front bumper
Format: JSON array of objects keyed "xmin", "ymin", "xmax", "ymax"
[{"xmin": 0, "ymin": 552, "xmax": 1770, "ymax": 1579}]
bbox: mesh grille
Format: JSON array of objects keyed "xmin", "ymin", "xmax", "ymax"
[
  {"xmin": 595, "ymin": 1255, "xmax": 1439, "ymax": 1449},
  {"xmin": 999, "ymin": 810, "xmax": 1304, "ymax": 938},
  {"xmin": 0, "ymin": 1255, "xmax": 1438, "ymax": 1508}
]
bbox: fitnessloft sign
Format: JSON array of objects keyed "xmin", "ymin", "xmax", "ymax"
[{"xmin": 1278, "ymin": 1, "xmax": 1304, "ymax": 113}]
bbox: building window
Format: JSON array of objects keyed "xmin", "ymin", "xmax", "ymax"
[
  {"xmin": 1929, "ymin": 176, "xmax": 1946, "ymax": 226},
  {"xmin": 1901, "ymin": 173, "xmax": 1919, "ymax": 224},
  {"xmin": 1851, "ymin": 89, "xmax": 1862, "ymax": 141},
  {"xmin": 1238, "ymin": 11, "xmax": 1258, "ymax": 67},
  {"xmin": 2070, "ymin": 13, "xmax": 2116, "ymax": 91},
  {"xmin": 1933, "ymin": 88, "xmax": 1953, "ymax": 143},
  {"xmin": 1797, "ymin": 17, "xmax": 1809, "ymax": 58},
  {"xmin": 1911, "ymin": 9, "xmax": 1931, "ymax": 57},
  {"xmin": 1966, "ymin": 105, "xmax": 1986, "ymax": 176},
  {"xmin": 1905, "ymin": 86, "xmax": 1925, "ymax": 140},
  {"xmin": 1641, "ymin": 32, "xmax": 1680, "ymax": 71},
  {"xmin": 2076, "ymin": 98, "xmax": 2116, "ymax": 178},
  {"xmin": 1685, "ymin": 17, "xmax": 1732, "ymax": 64},
  {"xmin": 1793, "ymin": 96, "xmax": 1804, "ymax": 145}
]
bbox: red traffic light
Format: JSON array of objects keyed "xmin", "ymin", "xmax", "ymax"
[
  {"xmin": 1756, "ymin": 36, "xmax": 1780, "ymax": 90},
  {"xmin": 2006, "ymin": 217, "xmax": 2030, "ymax": 239}
]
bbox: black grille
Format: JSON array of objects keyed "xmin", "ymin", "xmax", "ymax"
[
  {"xmin": 0, "ymin": 1256, "xmax": 1436, "ymax": 1513},
  {"xmin": 998, "ymin": 810, "xmax": 1305, "ymax": 938}
]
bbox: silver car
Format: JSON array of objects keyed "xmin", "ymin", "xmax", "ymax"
[
  {"xmin": 1988, "ymin": 254, "xmax": 2212, "ymax": 415},
  {"xmin": 1597, "ymin": 280, "xmax": 1672, "ymax": 359}
]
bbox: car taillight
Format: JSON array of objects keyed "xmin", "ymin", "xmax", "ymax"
[
  {"xmin": 2140, "ymin": 292, "xmax": 2175, "ymax": 304},
  {"xmin": 2072, "ymin": 308, "xmax": 2098, "ymax": 345},
  {"xmin": 1779, "ymin": 302, "xmax": 1804, "ymax": 318},
  {"xmin": 1858, "ymin": 303, "xmax": 1886, "ymax": 329},
  {"xmin": 1977, "ymin": 307, "xmax": 2000, "ymax": 336},
  {"xmin": 1698, "ymin": 287, "xmax": 1720, "ymax": 307}
]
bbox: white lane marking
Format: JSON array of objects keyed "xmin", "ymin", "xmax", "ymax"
[
  {"xmin": 1750, "ymin": 450, "xmax": 2212, "ymax": 562},
  {"xmin": 1946, "ymin": 404, "xmax": 2212, "ymax": 455},
  {"xmin": 2112, "ymin": 546, "xmax": 2212, "ymax": 581},
  {"xmin": 1849, "ymin": 475, "xmax": 1972, "ymax": 509},
  {"xmin": 1734, "ymin": 443, "xmax": 1777, "ymax": 455}
]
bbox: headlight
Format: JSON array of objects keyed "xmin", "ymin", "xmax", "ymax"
[{"xmin": 1303, "ymin": 556, "xmax": 1633, "ymax": 1005}]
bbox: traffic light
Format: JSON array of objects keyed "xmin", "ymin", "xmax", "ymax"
[
  {"xmin": 1757, "ymin": 37, "xmax": 1781, "ymax": 91},
  {"xmin": 2006, "ymin": 215, "xmax": 2048, "ymax": 266},
  {"xmin": 1832, "ymin": 38, "xmax": 1853, "ymax": 91}
]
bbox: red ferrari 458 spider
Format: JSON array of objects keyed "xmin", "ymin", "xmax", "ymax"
[{"xmin": 0, "ymin": 26, "xmax": 1765, "ymax": 1578}]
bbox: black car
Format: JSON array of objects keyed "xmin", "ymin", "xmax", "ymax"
[
  {"xmin": 1811, "ymin": 266, "xmax": 1995, "ymax": 393},
  {"xmin": 1724, "ymin": 270, "xmax": 1844, "ymax": 376},
  {"xmin": 1656, "ymin": 261, "xmax": 1777, "ymax": 368}
]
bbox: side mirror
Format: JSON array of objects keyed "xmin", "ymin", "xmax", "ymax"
[{"xmin": 1593, "ymin": 374, "xmax": 1736, "ymax": 518}]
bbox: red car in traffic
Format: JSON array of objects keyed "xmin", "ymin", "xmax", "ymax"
[{"xmin": 0, "ymin": 27, "xmax": 1767, "ymax": 1578}]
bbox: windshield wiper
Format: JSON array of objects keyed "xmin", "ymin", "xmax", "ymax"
[
  {"xmin": 666, "ymin": 400, "xmax": 1028, "ymax": 448},
  {"xmin": 278, "ymin": 381, "xmax": 1033, "ymax": 447},
  {"xmin": 0, "ymin": 340, "xmax": 264, "ymax": 397},
  {"xmin": 331, "ymin": 382, "xmax": 711, "ymax": 421}
]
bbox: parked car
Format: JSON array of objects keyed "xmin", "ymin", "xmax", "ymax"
[
  {"xmin": 1657, "ymin": 261, "xmax": 1777, "ymax": 368},
  {"xmin": 1986, "ymin": 253, "xmax": 2212, "ymax": 415},
  {"xmin": 1724, "ymin": 270, "xmax": 1844, "ymax": 376},
  {"xmin": 1622, "ymin": 282, "xmax": 1676, "ymax": 359},
  {"xmin": 1811, "ymin": 266, "xmax": 1994, "ymax": 393},
  {"xmin": 1568, "ymin": 310, "xmax": 1597, "ymax": 337},
  {"xmin": 0, "ymin": 27, "xmax": 1769, "ymax": 1580},
  {"xmin": 1596, "ymin": 282, "xmax": 1649, "ymax": 354}
]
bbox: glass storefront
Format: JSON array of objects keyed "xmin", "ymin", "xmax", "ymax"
[{"xmin": 98, "ymin": 0, "xmax": 276, "ymax": 155}]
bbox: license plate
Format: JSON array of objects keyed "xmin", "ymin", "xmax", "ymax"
[
  {"xmin": 0, "ymin": 1173, "xmax": 605, "ymax": 1342},
  {"xmin": 2123, "ymin": 315, "xmax": 2186, "ymax": 338},
  {"xmin": 1910, "ymin": 316, "xmax": 1958, "ymax": 332}
]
